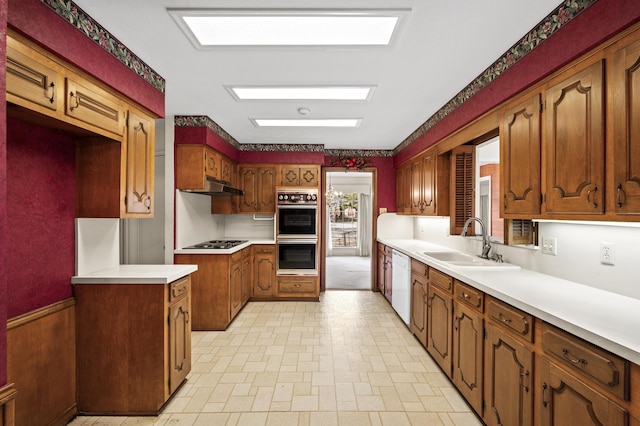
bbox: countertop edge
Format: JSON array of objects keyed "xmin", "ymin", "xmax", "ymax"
[
  {"xmin": 71, "ymin": 264, "xmax": 198, "ymax": 284},
  {"xmin": 173, "ymin": 239, "xmax": 275, "ymax": 255}
]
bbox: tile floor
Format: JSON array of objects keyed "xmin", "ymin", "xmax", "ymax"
[{"xmin": 69, "ymin": 291, "xmax": 481, "ymax": 426}]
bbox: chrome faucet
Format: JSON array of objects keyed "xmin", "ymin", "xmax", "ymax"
[{"xmin": 461, "ymin": 217, "xmax": 491, "ymax": 259}]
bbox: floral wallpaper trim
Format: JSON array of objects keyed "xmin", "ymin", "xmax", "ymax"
[
  {"xmin": 393, "ymin": 0, "xmax": 596, "ymax": 155},
  {"xmin": 174, "ymin": 115, "xmax": 241, "ymax": 149},
  {"xmin": 40, "ymin": 0, "xmax": 166, "ymax": 94}
]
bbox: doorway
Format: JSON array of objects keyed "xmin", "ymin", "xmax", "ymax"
[{"xmin": 322, "ymin": 170, "xmax": 375, "ymax": 291}]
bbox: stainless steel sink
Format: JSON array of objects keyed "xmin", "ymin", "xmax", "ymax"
[{"xmin": 420, "ymin": 251, "xmax": 521, "ymax": 270}]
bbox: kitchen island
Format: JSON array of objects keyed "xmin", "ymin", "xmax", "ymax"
[{"xmin": 72, "ymin": 264, "xmax": 197, "ymax": 415}]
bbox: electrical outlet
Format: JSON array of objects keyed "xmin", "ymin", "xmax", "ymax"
[
  {"xmin": 600, "ymin": 242, "xmax": 615, "ymax": 265},
  {"xmin": 541, "ymin": 237, "xmax": 557, "ymax": 255}
]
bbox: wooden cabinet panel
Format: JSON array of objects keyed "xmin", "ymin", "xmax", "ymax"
[
  {"xmin": 124, "ymin": 111, "xmax": 154, "ymax": 216},
  {"xmin": 230, "ymin": 257, "xmax": 243, "ymax": 319},
  {"xmin": 280, "ymin": 165, "xmax": 319, "ymax": 187},
  {"xmin": 239, "ymin": 165, "xmax": 277, "ymax": 213},
  {"xmin": 612, "ymin": 34, "xmax": 640, "ymax": 214},
  {"xmin": 241, "ymin": 248, "xmax": 252, "ymax": 305},
  {"xmin": 429, "ymin": 268, "xmax": 452, "ymax": 292},
  {"xmin": 277, "ymin": 276, "xmax": 319, "ymax": 297},
  {"xmin": 453, "ymin": 300, "xmax": 484, "ymax": 415},
  {"xmin": 408, "ymin": 149, "xmax": 449, "ymax": 216},
  {"xmin": 454, "ymin": 280, "xmax": 483, "ymax": 311},
  {"xmin": 253, "ymin": 245, "xmax": 276, "ymax": 298},
  {"xmin": 376, "ymin": 243, "xmax": 392, "ymax": 302},
  {"xmin": 545, "ymin": 59, "xmax": 605, "ymax": 215},
  {"xmin": 65, "ymin": 77, "xmax": 126, "ymax": 137},
  {"xmin": 169, "ymin": 281, "xmax": 191, "ymax": 395},
  {"xmin": 538, "ymin": 357, "xmax": 627, "ymax": 426},
  {"xmin": 427, "ymin": 284, "xmax": 453, "ymax": 377},
  {"xmin": 501, "ymin": 93, "xmax": 542, "ymax": 216},
  {"xmin": 484, "ymin": 322, "xmax": 534, "ymax": 426},
  {"xmin": 6, "ymin": 38, "xmax": 61, "ymax": 112},
  {"xmin": 486, "ymin": 296, "xmax": 534, "ymax": 343},
  {"xmin": 410, "ymin": 272, "xmax": 428, "ymax": 347}
]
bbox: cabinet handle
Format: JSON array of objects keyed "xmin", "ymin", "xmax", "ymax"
[
  {"xmin": 145, "ymin": 197, "xmax": 151, "ymax": 209},
  {"xmin": 47, "ymin": 81, "xmax": 55, "ymax": 104},
  {"xmin": 503, "ymin": 193, "xmax": 507, "ymax": 210},
  {"xmin": 586, "ymin": 186, "xmax": 598, "ymax": 208},
  {"xmin": 497, "ymin": 312, "xmax": 512, "ymax": 324},
  {"xmin": 562, "ymin": 348, "xmax": 588, "ymax": 367},
  {"xmin": 521, "ymin": 370, "xmax": 530, "ymax": 392},
  {"xmin": 294, "ymin": 283, "xmax": 301, "ymax": 288},
  {"xmin": 542, "ymin": 383, "xmax": 548, "ymax": 407},
  {"xmin": 184, "ymin": 311, "xmax": 190, "ymax": 323},
  {"xmin": 454, "ymin": 316, "xmax": 459, "ymax": 331},
  {"xmin": 462, "ymin": 292, "xmax": 470, "ymax": 299},
  {"xmin": 69, "ymin": 91, "xmax": 80, "ymax": 110},
  {"xmin": 617, "ymin": 183, "xmax": 625, "ymax": 208}
]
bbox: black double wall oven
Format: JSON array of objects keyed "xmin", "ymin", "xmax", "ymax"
[{"xmin": 276, "ymin": 188, "xmax": 318, "ymax": 275}]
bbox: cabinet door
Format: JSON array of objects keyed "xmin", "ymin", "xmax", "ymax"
[
  {"xmin": 410, "ymin": 157, "xmax": 423, "ymax": 214},
  {"xmin": 538, "ymin": 357, "xmax": 627, "ymax": 426},
  {"xmin": 396, "ymin": 166, "xmax": 405, "ymax": 213},
  {"xmin": 221, "ymin": 156, "xmax": 234, "ymax": 184},
  {"xmin": 205, "ymin": 148, "xmax": 220, "ymax": 180},
  {"xmin": 410, "ymin": 274, "xmax": 428, "ymax": 347},
  {"xmin": 238, "ymin": 167, "xmax": 258, "ymax": 212},
  {"xmin": 241, "ymin": 251, "xmax": 252, "ymax": 305},
  {"xmin": 230, "ymin": 260, "xmax": 243, "ymax": 318},
  {"xmin": 65, "ymin": 77, "xmax": 126, "ymax": 137},
  {"xmin": 421, "ymin": 152, "xmax": 437, "ymax": 215},
  {"xmin": 612, "ymin": 34, "xmax": 640, "ymax": 214},
  {"xmin": 169, "ymin": 294, "xmax": 191, "ymax": 395},
  {"xmin": 502, "ymin": 94, "xmax": 542, "ymax": 216},
  {"xmin": 124, "ymin": 111, "xmax": 154, "ymax": 216},
  {"xmin": 257, "ymin": 167, "xmax": 277, "ymax": 213},
  {"xmin": 545, "ymin": 60, "xmax": 605, "ymax": 214},
  {"xmin": 376, "ymin": 245, "xmax": 386, "ymax": 294},
  {"xmin": 299, "ymin": 166, "xmax": 319, "ymax": 186},
  {"xmin": 6, "ymin": 39, "xmax": 61, "ymax": 112},
  {"xmin": 384, "ymin": 255, "xmax": 393, "ymax": 303},
  {"xmin": 427, "ymin": 285, "xmax": 453, "ymax": 377},
  {"xmin": 484, "ymin": 322, "xmax": 533, "ymax": 426},
  {"xmin": 452, "ymin": 301, "xmax": 484, "ymax": 415},
  {"xmin": 254, "ymin": 248, "xmax": 276, "ymax": 298}
]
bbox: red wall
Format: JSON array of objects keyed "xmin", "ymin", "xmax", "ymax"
[
  {"xmin": 7, "ymin": 0, "xmax": 164, "ymax": 117},
  {"xmin": 6, "ymin": 118, "xmax": 76, "ymax": 318},
  {"xmin": 395, "ymin": 0, "xmax": 640, "ymax": 164},
  {"xmin": 0, "ymin": 0, "xmax": 7, "ymax": 388}
]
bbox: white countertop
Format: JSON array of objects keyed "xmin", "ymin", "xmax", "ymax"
[
  {"xmin": 71, "ymin": 264, "xmax": 198, "ymax": 284},
  {"xmin": 379, "ymin": 238, "xmax": 640, "ymax": 365},
  {"xmin": 173, "ymin": 239, "xmax": 275, "ymax": 255}
]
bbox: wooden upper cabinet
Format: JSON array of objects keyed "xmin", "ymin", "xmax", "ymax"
[
  {"xmin": 238, "ymin": 165, "xmax": 277, "ymax": 213},
  {"xmin": 611, "ymin": 32, "xmax": 640, "ymax": 215},
  {"xmin": 124, "ymin": 110, "xmax": 154, "ymax": 216},
  {"xmin": 409, "ymin": 148, "xmax": 450, "ymax": 216},
  {"xmin": 6, "ymin": 36, "xmax": 61, "ymax": 113},
  {"xmin": 65, "ymin": 76, "xmax": 126, "ymax": 137},
  {"xmin": 279, "ymin": 165, "xmax": 319, "ymax": 187},
  {"xmin": 501, "ymin": 93, "xmax": 542, "ymax": 216},
  {"xmin": 205, "ymin": 149, "xmax": 221, "ymax": 181},
  {"xmin": 544, "ymin": 59, "xmax": 605, "ymax": 215}
]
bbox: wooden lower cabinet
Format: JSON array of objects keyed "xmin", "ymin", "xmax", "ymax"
[
  {"xmin": 75, "ymin": 276, "xmax": 191, "ymax": 414},
  {"xmin": 253, "ymin": 245, "xmax": 276, "ymax": 299},
  {"xmin": 484, "ymin": 322, "xmax": 534, "ymax": 426},
  {"xmin": 376, "ymin": 243, "xmax": 393, "ymax": 302},
  {"xmin": 277, "ymin": 275, "xmax": 320, "ymax": 299},
  {"xmin": 410, "ymin": 271, "xmax": 428, "ymax": 347},
  {"xmin": 537, "ymin": 357, "xmax": 627, "ymax": 426},
  {"xmin": 453, "ymin": 298, "xmax": 484, "ymax": 415},
  {"xmin": 427, "ymin": 284, "xmax": 453, "ymax": 377}
]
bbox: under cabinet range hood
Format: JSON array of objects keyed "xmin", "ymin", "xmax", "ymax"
[{"xmin": 180, "ymin": 176, "xmax": 244, "ymax": 196}]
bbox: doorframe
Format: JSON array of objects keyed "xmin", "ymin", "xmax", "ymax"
[{"xmin": 320, "ymin": 167, "xmax": 378, "ymax": 292}]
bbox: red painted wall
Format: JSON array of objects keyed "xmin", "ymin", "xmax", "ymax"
[
  {"xmin": 6, "ymin": 118, "xmax": 75, "ymax": 318},
  {"xmin": 0, "ymin": 0, "xmax": 8, "ymax": 388},
  {"xmin": 7, "ymin": 0, "xmax": 164, "ymax": 117},
  {"xmin": 239, "ymin": 150, "xmax": 325, "ymax": 164},
  {"xmin": 395, "ymin": 0, "xmax": 640, "ymax": 164},
  {"xmin": 174, "ymin": 127, "xmax": 240, "ymax": 161}
]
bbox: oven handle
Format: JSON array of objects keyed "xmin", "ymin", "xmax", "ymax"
[
  {"xmin": 276, "ymin": 204, "xmax": 318, "ymax": 209},
  {"xmin": 276, "ymin": 238, "xmax": 318, "ymax": 244}
]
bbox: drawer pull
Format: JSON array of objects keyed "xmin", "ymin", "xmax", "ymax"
[
  {"xmin": 542, "ymin": 383, "xmax": 548, "ymax": 407},
  {"xmin": 47, "ymin": 81, "xmax": 55, "ymax": 104},
  {"xmin": 562, "ymin": 348, "xmax": 588, "ymax": 367},
  {"xmin": 498, "ymin": 312, "xmax": 512, "ymax": 324},
  {"xmin": 462, "ymin": 292, "xmax": 470, "ymax": 299},
  {"xmin": 521, "ymin": 370, "xmax": 530, "ymax": 392},
  {"xmin": 295, "ymin": 283, "xmax": 301, "ymax": 288}
]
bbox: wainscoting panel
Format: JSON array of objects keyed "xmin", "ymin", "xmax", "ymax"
[
  {"xmin": 7, "ymin": 299, "xmax": 77, "ymax": 426},
  {"xmin": 0, "ymin": 384, "xmax": 16, "ymax": 426}
]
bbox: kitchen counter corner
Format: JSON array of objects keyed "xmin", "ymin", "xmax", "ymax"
[{"xmin": 71, "ymin": 264, "xmax": 198, "ymax": 284}]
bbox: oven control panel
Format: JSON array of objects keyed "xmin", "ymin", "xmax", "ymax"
[{"xmin": 277, "ymin": 190, "xmax": 318, "ymax": 205}]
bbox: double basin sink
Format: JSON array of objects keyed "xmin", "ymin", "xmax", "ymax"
[{"xmin": 417, "ymin": 250, "xmax": 520, "ymax": 271}]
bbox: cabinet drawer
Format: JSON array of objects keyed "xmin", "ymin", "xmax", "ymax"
[
  {"xmin": 65, "ymin": 77, "xmax": 125, "ymax": 136},
  {"xmin": 278, "ymin": 278, "xmax": 317, "ymax": 295},
  {"xmin": 429, "ymin": 268, "xmax": 452, "ymax": 292},
  {"xmin": 411, "ymin": 259, "xmax": 428, "ymax": 277},
  {"xmin": 170, "ymin": 276, "xmax": 190, "ymax": 303},
  {"xmin": 230, "ymin": 250, "xmax": 243, "ymax": 263},
  {"xmin": 254, "ymin": 245, "xmax": 275, "ymax": 254},
  {"xmin": 541, "ymin": 323, "xmax": 629, "ymax": 400},
  {"xmin": 454, "ymin": 280, "xmax": 483, "ymax": 312},
  {"xmin": 486, "ymin": 297, "xmax": 533, "ymax": 342}
]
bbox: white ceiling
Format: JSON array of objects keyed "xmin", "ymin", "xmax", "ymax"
[{"xmin": 73, "ymin": 0, "xmax": 563, "ymax": 151}]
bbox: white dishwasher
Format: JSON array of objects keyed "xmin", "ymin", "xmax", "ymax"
[{"xmin": 391, "ymin": 249, "xmax": 411, "ymax": 325}]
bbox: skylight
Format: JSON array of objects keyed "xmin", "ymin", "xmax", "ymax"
[
  {"xmin": 229, "ymin": 86, "xmax": 375, "ymax": 101},
  {"xmin": 168, "ymin": 9, "xmax": 408, "ymax": 47},
  {"xmin": 253, "ymin": 119, "xmax": 361, "ymax": 128}
]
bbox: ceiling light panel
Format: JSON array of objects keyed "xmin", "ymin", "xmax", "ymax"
[
  {"xmin": 169, "ymin": 9, "xmax": 409, "ymax": 48},
  {"xmin": 229, "ymin": 86, "xmax": 376, "ymax": 101},
  {"xmin": 253, "ymin": 119, "xmax": 361, "ymax": 128}
]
